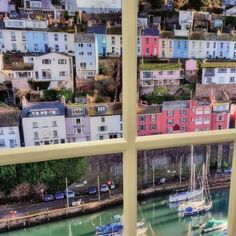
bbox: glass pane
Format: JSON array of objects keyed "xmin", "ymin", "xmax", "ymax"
[
  {"xmin": 138, "ymin": 143, "xmax": 232, "ymax": 235},
  {"xmin": 0, "ymin": 154, "xmax": 124, "ymax": 235},
  {"xmin": 0, "ymin": 1, "xmax": 123, "ymax": 150}
]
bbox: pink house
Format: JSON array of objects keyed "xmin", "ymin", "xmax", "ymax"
[
  {"xmin": 137, "ymin": 99, "xmax": 230, "ymax": 136},
  {"xmin": 141, "ymin": 28, "xmax": 160, "ymax": 57},
  {"xmin": 139, "ymin": 63, "xmax": 183, "ymax": 95},
  {"xmin": 185, "ymin": 59, "xmax": 198, "ymax": 82}
]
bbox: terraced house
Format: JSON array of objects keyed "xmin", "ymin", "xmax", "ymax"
[
  {"xmin": 201, "ymin": 61, "xmax": 236, "ymax": 84},
  {"xmin": 139, "ymin": 63, "xmax": 183, "ymax": 95}
]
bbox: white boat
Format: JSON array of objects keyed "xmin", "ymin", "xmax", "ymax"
[
  {"xmin": 169, "ymin": 146, "xmax": 203, "ymax": 203},
  {"xmin": 201, "ymin": 219, "xmax": 227, "ymax": 234},
  {"xmin": 180, "ymin": 164, "xmax": 212, "ymax": 218},
  {"xmin": 178, "ymin": 199, "xmax": 205, "ymax": 212}
]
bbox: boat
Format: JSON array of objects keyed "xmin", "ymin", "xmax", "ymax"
[
  {"xmin": 178, "ymin": 199, "xmax": 205, "ymax": 212},
  {"xmin": 200, "ymin": 219, "xmax": 227, "ymax": 234},
  {"xmin": 95, "ymin": 220, "xmax": 147, "ymax": 236},
  {"xmin": 180, "ymin": 164, "xmax": 212, "ymax": 218},
  {"xmin": 169, "ymin": 145, "xmax": 203, "ymax": 203}
]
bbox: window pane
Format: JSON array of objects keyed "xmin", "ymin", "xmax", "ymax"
[
  {"xmin": 137, "ymin": 143, "xmax": 231, "ymax": 235},
  {"xmin": 0, "ymin": 154, "xmax": 124, "ymax": 235}
]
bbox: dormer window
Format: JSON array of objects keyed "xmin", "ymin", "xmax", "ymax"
[{"xmin": 97, "ymin": 106, "xmax": 106, "ymax": 112}]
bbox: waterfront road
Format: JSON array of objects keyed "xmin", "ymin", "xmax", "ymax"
[{"xmin": 0, "ymin": 173, "xmax": 230, "ymax": 220}]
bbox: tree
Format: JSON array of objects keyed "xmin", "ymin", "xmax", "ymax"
[{"xmin": 10, "ymin": 183, "xmax": 33, "ymax": 201}]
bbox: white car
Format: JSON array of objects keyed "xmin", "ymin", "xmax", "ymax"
[{"xmin": 100, "ymin": 184, "xmax": 109, "ymax": 193}]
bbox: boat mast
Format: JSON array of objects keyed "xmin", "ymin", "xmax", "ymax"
[{"xmin": 190, "ymin": 145, "xmax": 194, "ymax": 191}]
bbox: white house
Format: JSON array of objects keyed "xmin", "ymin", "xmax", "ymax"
[
  {"xmin": 202, "ymin": 61, "xmax": 236, "ymax": 84},
  {"xmin": 106, "ymin": 33, "xmax": 122, "ymax": 57},
  {"xmin": 0, "ymin": 106, "xmax": 21, "ymax": 149},
  {"xmin": 47, "ymin": 32, "xmax": 75, "ymax": 53},
  {"xmin": 89, "ymin": 103, "xmax": 122, "ymax": 141},
  {"xmin": 21, "ymin": 99, "xmax": 67, "ymax": 147},
  {"xmin": 65, "ymin": 0, "xmax": 121, "ymax": 13},
  {"xmin": 4, "ymin": 19, "xmax": 48, "ymax": 30},
  {"xmin": 188, "ymin": 40, "xmax": 206, "ymax": 59},
  {"xmin": 224, "ymin": 6, "xmax": 236, "ymax": 15},
  {"xmin": 24, "ymin": 52, "xmax": 74, "ymax": 90},
  {"xmin": 0, "ymin": 29, "xmax": 28, "ymax": 53},
  {"xmin": 74, "ymin": 34, "xmax": 99, "ymax": 80},
  {"xmin": 179, "ymin": 10, "xmax": 194, "ymax": 30}
]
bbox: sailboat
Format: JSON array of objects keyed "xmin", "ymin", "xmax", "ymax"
[
  {"xmin": 180, "ymin": 163, "xmax": 212, "ymax": 217},
  {"xmin": 169, "ymin": 145, "xmax": 203, "ymax": 203},
  {"xmin": 200, "ymin": 218, "xmax": 227, "ymax": 234}
]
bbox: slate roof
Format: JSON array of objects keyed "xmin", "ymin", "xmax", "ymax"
[
  {"xmin": 74, "ymin": 33, "xmax": 96, "ymax": 43},
  {"xmin": 21, "ymin": 101, "xmax": 65, "ymax": 118},
  {"xmin": 143, "ymin": 27, "xmax": 159, "ymax": 36},
  {"xmin": 0, "ymin": 106, "xmax": 20, "ymax": 127},
  {"xmin": 87, "ymin": 25, "xmax": 107, "ymax": 34},
  {"xmin": 162, "ymin": 100, "xmax": 190, "ymax": 110}
]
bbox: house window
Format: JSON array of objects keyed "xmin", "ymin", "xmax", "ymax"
[
  {"xmin": 150, "ymin": 124, "xmax": 156, "ymax": 130},
  {"xmin": 99, "ymin": 135, "xmax": 104, "ymax": 140},
  {"xmin": 146, "ymin": 38, "xmax": 149, "ymax": 44},
  {"xmin": 230, "ymin": 77, "xmax": 235, "ymax": 83},
  {"xmin": 140, "ymin": 125, "xmax": 146, "ymax": 131},
  {"xmin": 59, "ymin": 71, "xmax": 67, "ymax": 76},
  {"xmin": 101, "ymin": 117, "xmax": 105, "ymax": 122},
  {"xmin": 8, "ymin": 127, "xmax": 15, "ymax": 134},
  {"xmin": 98, "ymin": 126, "xmax": 107, "ymax": 132},
  {"xmin": 167, "ymin": 119, "xmax": 173, "ymax": 125},
  {"xmin": 74, "ymin": 127, "xmax": 84, "ymax": 134},
  {"xmin": 33, "ymin": 122, "xmax": 38, "ymax": 128},
  {"xmin": 217, "ymin": 115, "xmax": 223, "ymax": 121},
  {"xmin": 34, "ymin": 132, "xmax": 39, "ymax": 139},
  {"xmin": 0, "ymin": 128, "xmax": 3, "ymax": 135},
  {"xmin": 97, "ymin": 106, "xmax": 106, "ymax": 112},
  {"xmin": 154, "ymin": 38, "xmax": 157, "ymax": 44},
  {"xmin": 34, "ymin": 44, "xmax": 39, "ymax": 52},
  {"xmin": 75, "ymin": 118, "xmax": 83, "ymax": 125},
  {"xmin": 87, "ymin": 52, "xmax": 92, "ymax": 55},
  {"xmin": 54, "ymin": 34, "xmax": 58, "ymax": 41},
  {"xmin": 167, "ymin": 111, "xmax": 173, "ymax": 116},
  {"xmin": 64, "ymin": 34, "xmax": 67, "ymax": 41},
  {"xmin": 79, "ymin": 52, "xmax": 84, "ymax": 55},
  {"xmin": 0, "ymin": 139, "xmax": 5, "ymax": 147},
  {"xmin": 80, "ymin": 63, "xmax": 86, "ymax": 69},
  {"xmin": 78, "ymin": 43, "xmax": 83, "ymax": 47},
  {"xmin": 231, "ymin": 69, "xmax": 236, "ymax": 73},
  {"xmin": 42, "ymin": 59, "xmax": 51, "ymax": 64},
  {"xmin": 53, "ymin": 130, "xmax": 58, "ymax": 137},
  {"xmin": 34, "ymin": 141, "xmax": 40, "ymax": 146},
  {"xmin": 181, "ymin": 110, "xmax": 187, "ymax": 115},
  {"xmin": 58, "ymin": 59, "xmax": 67, "ymax": 64},
  {"xmin": 139, "ymin": 116, "xmax": 146, "ymax": 122},
  {"xmin": 12, "ymin": 43, "xmax": 17, "ymax": 51},
  {"xmin": 166, "ymin": 127, "xmax": 172, "ymax": 133},
  {"xmin": 220, "ymin": 42, "xmax": 223, "ymax": 49},
  {"xmin": 22, "ymin": 32, "xmax": 27, "ymax": 41},
  {"xmin": 109, "ymin": 134, "xmax": 118, "ymax": 139},
  {"xmin": 207, "ymin": 42, "xmax": 210, "ymax": 48},
  {"xmin": 162, "ymin": 41, "xmax": 165, "ymax": 48},
  {"xmin": 206, "ymin": 77, "xmax": 212, "ymax": 83},
  {"xmin": 120, "ymin": 124, "xmax": 123, "ymax": 130},
  {"xmin": 35, "ymin": 71, "xmax": 39, "ymax": 79},
  {"xmin": 181, "ymin": 118, "xmax": 187, "ymax": 123},
  {"xmin": 146, "ymin": 48, "xmax": 149, "ymax": 55},
  {"xmin": 111, "ymin": 36, "xmax": 115, "ymax": 45},
  {"xmin": 181, "ymin": 126, "xmax": 186, "ymax": 131},
  {"xmin": 52, "ymin": 121, "xmax": 57, "ymax": 127},
  {"xmin": 184, "ymin": 41, "xmax": 187, "ymax": 48},
  {"xmin": 218, "ymin": 69, "xmax": 227, "ymax": 73},
  {"xmin": 11, "ymin": 32, "xmax": 16, "ymax": 41},
  {"xmin": 213, "ymin": 42, "xmax": 216, "ymax": 48},
  {"xmin": 55, "ymin": 45, "xmax": 59, "ymax": 52},
  {"xmin": 150, "ymin": 114, "xmax": 156, "ymax": 121}
]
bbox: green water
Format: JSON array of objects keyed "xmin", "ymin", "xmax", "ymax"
[{"xmin": 2, "ymin": 189, "xmax": 229, "ymax": 236}]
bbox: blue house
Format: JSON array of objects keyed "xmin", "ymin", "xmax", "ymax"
[
  {"xmin": 87, "ymin": 25, "xmax": 107, "ymax": 57},
  {"xmin": 173, "ymin": 38, "xmax": 189, "ymax": 58},
  {"xmin": 26, "ymin": 31, "xmax": 48, "ymax": 53}
]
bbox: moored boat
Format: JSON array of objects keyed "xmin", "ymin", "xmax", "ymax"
[{"xmin": 200, "ymin": 219, "xmax": 227, "ymax": 234}]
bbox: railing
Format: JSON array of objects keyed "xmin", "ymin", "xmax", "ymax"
[{"xmin": 1, "ymin": 0, "xmax": 236, "ymax": 235}]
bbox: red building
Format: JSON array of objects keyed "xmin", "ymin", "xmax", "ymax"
[{"xmin": 137, "ymin": 100, "xmax": 230, "ymax": 136}]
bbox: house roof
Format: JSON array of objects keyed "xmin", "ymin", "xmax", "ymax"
[
  {"xmin": 74, "ymin": 33, "xmax": 96, "ymax": 43},
  {"xmin": 195, "ymin": 84, "xmax": 236, "ymax": 101},
  {"xmin": 143, "ymin": 27, "xmax": 159, "ymax": 36},
  {"xmin": 88, "ymin": 102, "xmax": 122, "ymax": 116},
  {"xmin": 137, "ymin": 105, "xmax": 162, "ymax": 114},
  {"xmin": 107, "ymin": 26, "xmax": 122, "ymax": 35},
  {"xmin": 202, "ymin": 61, "xmax": 236, "ymax": 68},
  {"xmin": 139, "ymin": 63, "xmax": 182, "ymax": 71},
  {"xmin": 162, "ymin": 100, "xmax": 190, "ymax": 110},
  {"xmin": 0, "ymin": 106, "xmax": 20, "ymax": 127},
  {"xmin": 21, "ymin": 101, "xmax": 65, "ymax": 118},
  {"xmin": 159, "ymin": 31, "xmax": 174, "ymax": 39},
  {"xmin": 87, "ymin": 25, "xmax": 107, "ymax": 34}
]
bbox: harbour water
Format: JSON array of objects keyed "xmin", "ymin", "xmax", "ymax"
[{"xmin": 1, "ymin": 189, "xmax": 229, "ymax": 236}]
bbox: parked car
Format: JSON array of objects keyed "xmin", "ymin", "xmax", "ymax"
[
  {"xmin": 70, "ymin": 197, "xmax": 82, "ymax": 207},
  {"xmin": 100, "ymin": 184, "xmax": 109, "ymax": 193},
  {"xmin": 224, "ymin": 168, "xmax": 232, "ymax": 174},
  {"xmin": 65, "ymin": 190, "xmax": 75, "ymax": 199},
  {"xmin": 54, "ymin": 191, "xmax": 65, "ymax": 200},
  {"xmin": 43, "ymin": 194, "xmax": 54, "ymax": 202},
  {"xmin": 88, "ymin": 187, "xmax": 97, "ymax": 195},
  {"xmin": 107, "ymin": 180, "xmax": 116, "ymax": 190}
]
